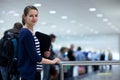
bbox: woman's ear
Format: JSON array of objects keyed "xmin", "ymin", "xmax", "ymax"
[
  {"xmin": 22, "ymin": 14, "xmax": 26, "ymax": 25},
  {"xmin": 22, "ymin": 14, "xmax": 26, "ymax": 20}
]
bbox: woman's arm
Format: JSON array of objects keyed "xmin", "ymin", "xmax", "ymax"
[{"xmin": 40, "ymin": 57, "xmax": 60, "ymax": 64}]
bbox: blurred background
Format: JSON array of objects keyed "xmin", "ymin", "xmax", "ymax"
[
  {"xmin": 0, "ymin": 0, "xmax": 120, "ymax": 80},
  {"xmin": 0, "ymin": 0, "xmax": 120, "ymax": 60}
]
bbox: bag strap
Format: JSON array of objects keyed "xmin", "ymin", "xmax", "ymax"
[{"xmin": 11, "ymin": 38, "xmax": 17, "ymax": 59}]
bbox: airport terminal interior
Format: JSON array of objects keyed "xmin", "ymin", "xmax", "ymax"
[{"xmin": 0, "ymin": 0, "xmax": 120, "ymax": 80}]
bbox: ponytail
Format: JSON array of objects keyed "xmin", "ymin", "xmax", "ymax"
[{"xmin": 22, "ymin": 15, "xmax": 25, "ymax": 25}]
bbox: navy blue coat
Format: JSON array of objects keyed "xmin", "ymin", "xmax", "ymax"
[{"xmin": 18, "ymin": 28, "xmax": 42, "ymax": 80}]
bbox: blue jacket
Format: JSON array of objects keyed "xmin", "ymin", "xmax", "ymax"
[{"xmin": 18, "ymin": 28, "xmax": 42, "ymax": 80}]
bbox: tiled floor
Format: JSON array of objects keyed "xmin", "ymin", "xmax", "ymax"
[{"xmin": 73, "ymin": 65, "xmax": 120, "ymax": 80}]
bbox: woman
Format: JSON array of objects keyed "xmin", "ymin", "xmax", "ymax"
[{"xmin": 17, "ymin": 5, "xmax": 60, "ymax": 80}]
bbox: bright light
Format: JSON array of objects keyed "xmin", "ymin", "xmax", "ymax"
[
  {"xmin": 103, "ymin": 18, "xmax": 108, "ymax": 22},
  {"xmin": 70, "ymin": 20, "xmax": 76, "ymax": 23},
  {"xmin": 51, "ymin": 25, "xmax": 57, "ymax": 28},
  {"xmin": 0, "ymin": 20, "xmax": 4, "ymax": 23},
  {"xmin": 61, "ymin": 16, "xmax": 68, "ymax": 19},
  {"xmin": 96, "ymin": 14, "xmax": 103, "ymax": 18},
  {"xmin": 66, "ymin": 30, "xmax": 71, "ymax": 34},
  {"xmin": 33, "ymin": 3, "xmax": 42, "ymax": 7},
  {"xmin": 89, "ymin": 8, "xmax": 96, "ymax": 12},
  {"xmin": 13, "ymin": 13, "xmax": 19, "ymax": 16},
  {"xmin": 49, "ymin": 10, "xmax": 56, "ymax": 14},
  {"xmin": 41, "ymin": 22, "xmax": 47, "ymax": 25}
]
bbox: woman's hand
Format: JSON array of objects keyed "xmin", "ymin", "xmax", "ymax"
[{"xmin": 53, "ymin": 58, "xmax": 61, "ymax": 64}]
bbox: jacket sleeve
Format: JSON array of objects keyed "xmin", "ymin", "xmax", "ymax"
[{"xmin": 21, "ymin": 29, "xmax": 42, "ymax": 62}]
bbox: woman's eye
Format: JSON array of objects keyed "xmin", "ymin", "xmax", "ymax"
[
  {"xmin": 29, "ymin": 15, "xmax": 38, "ymax": 17},
  {"xmin": 35, "ymin": 15, "xmax": 38, "ymax": 17}
]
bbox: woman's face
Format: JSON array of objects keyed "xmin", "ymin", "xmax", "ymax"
[{"xmin": 24, "ymin": 9, "xmax": 38, "ymax": 27}]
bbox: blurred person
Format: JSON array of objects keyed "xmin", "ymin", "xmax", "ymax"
[
  {"xmin": 75, "ymin": 46, "xmax": 85, "ymax": 61},
  {"xmin": 67, "ymin": 44, "xmax": 76, "ymax": 78},
  {"xmin": 49, "ymin": 34, "xmax": 59, "ymax": 80},
  {"xmin": 91, "ymin": 51, "xmax": 99, "ymax": 72},
  {"xmin": 58, "ymin": 47, "xmax": 69, "ymax": 61},
  {"xmin": 0, "ymin": 22, "xmax": 23, "ymax": 80},
  {"xmin": 17, "ymin": 5, "xmax": 60, "ymax": 80},
  {"xmin": 75, "ymin": 46, "xmax": 86, "ymax": 75},
  {"xmin": 67, "ymin": 44, "xmax": 75, "ymax": 61},
  {"xmin": 108, "ymin": 50, "xmax": 113, "ymax": 70},
  {"xmin": 58, "ymin": 47, "xmax": 71, "ymax": 79},
  {"xmin": 99, "ymin": 51, "xmax": 106, "ymax": 71},
  {"xmin": 49, "ymin": 34, "xmax": 57, "ymax": 59},
  {"xmin": 42, "ymin": 33, "xmax": 58, "ymax": 80}
]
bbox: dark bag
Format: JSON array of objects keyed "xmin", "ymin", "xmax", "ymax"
[
  {"xmin": 0, "ymin": 32, "xmax": 17, "ymax": 66},
  {"xmin": 0, "ymin": 31, "xmax": 19, "ymax": 80},
  {"xmin": 35, "ymin": 31, "xmax": 51, "ymax": 57},
  {"xmin": 0, "ymin": 37, "xmax": 13, "ymax": 66}
]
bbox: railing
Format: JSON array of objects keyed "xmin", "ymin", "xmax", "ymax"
[{"xmin": 59, "ymin": 61, "xmax": 120, "ymax": 80}]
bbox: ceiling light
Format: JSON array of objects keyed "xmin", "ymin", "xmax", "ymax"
[
  {"xmin": 103, "ymin": 18, "xmax": 108, "ymax": 22},
  {"xmin": 61, "ymin": 16, "xmax": 68, "ymax": 19},
  {"xmin": 51, "ymin": 25, "xmax": 57, "ymax": 28},
  {"xmin": 0, "ymin": 20, "xmax": 4, "ymax": 23},
  {"xmin": 89, "ymin": 8, "xmax": 96, "ymax": 12},
  {"xmin": 85, "ymin": 26, "xmax": 90, "ymax": 29},
  {"xmin": 13, "ymin": 13, "xmax": 19, "ymax": 17},
  {"xmin": 49, "ymin": 10, "xmax": 56, "ymax": 14},
  {"xmin": 96, "ymin": 14, "xmax": 103, "ymax": 18},
  {"xmin": 41, "ymin": 22, "xmax": 47, "ymax": 25},
  {"xmin": 79, "ymin": 24, "xmax": 83, "ymax": 26},
  {"xmin": 94, "ymin": 31, "xmax": 99, "ymax": 34},
  {"xmin": 90, "ymin": 29, "xmax": 94, "ymax": 32},
  {"xmin": 70, "ymin": 20, "xmax": 76, "ymax": 23},
  {"xmin": 66, "ymin": 30, "xmax": 71, "ymax": 34},
  {"xmin": 33, "ymin": 3, "xmax": 42, "ymax": 7}
]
